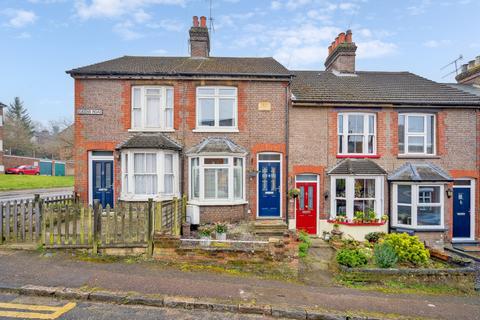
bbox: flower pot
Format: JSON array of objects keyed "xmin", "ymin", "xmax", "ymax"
[
  {"xmin": 216, "ymin": 232, "xmax": 227, "ymax": 241},
  {"xmin": 200, "ymin": 236, "xmax": 211, "ymax": 247}
]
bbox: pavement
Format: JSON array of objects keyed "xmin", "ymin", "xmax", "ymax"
[
  {"xmin": 0, "ymin": 249, "xmax": 479, "ymax": 320},
  {"xmin": 0, "ymin": 187, "xmax": 73, "ymax": 202},
  {"xmin": 0, "ymin": 292, "xmax": 269, "ymax": 319}
]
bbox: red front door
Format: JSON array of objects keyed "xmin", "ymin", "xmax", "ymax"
[{"xmin": 296, "ymin": 182, "xmax": 317, "ymax": 234}]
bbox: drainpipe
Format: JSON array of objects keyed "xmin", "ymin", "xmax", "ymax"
[
  {"xmin": 285, "ymin": 81, "xmax": 291, "ymax": 227},
  {"xmin": 387, "ymin": 179, "xmax": 391, "ymax": 234}
]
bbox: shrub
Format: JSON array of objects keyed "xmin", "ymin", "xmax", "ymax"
[
  {"xmin": 215, "ymin": 223, "xmax": 228, "ymax": 234},
  {"xmin": 336, "ymin": 248, "xmax": 368, "ymax": 268},
  {"xmin": 374, "ymin": 243, "xmax": 398, "ymax": 268},
  {"xmin": 299, "ymin": 242, "xmax": 309, "ymax": 258},
  {"xmin": 199, "ymin": 226, "xmax": 212, "ymax": 237},
  {"xmin": 342, "ymin": 238, "xmax": 360, "ymax": 249},
  {"xmin": 365, "ymin": 232, "xmax": 386, "ymax": 243},
  {"xmin": 383, "ymin": 233, "xmax": 430, "ymax": 266},
  {"xmin": 298, "ymin": 231, "xmax": 312, "ymax": 247}
]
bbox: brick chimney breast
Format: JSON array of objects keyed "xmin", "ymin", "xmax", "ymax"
[
  {"xmin": 325, "ymin": 29, "xmax": 357, "ymax": 73},
  {"xmin": 189, "ymin": 15, "xmax": 210, "ymax": 58}
]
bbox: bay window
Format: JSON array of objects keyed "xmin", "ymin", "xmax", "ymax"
[
  {"xmin": 338, "ymin": 113, "xmax": 376, "ymax": 155},
  {"xmin": 398, "ymin": 114, "xmax": 435, "ymax": 155},
  {"xmin": 392, "ymin": 183, "xmax": 444, "ymax": 229},
  {"xmin": 121, "ymin": 150, "xmax": 179, "ymax": 200},
  {"xmin": 196, "ymin": 87, "xmax": 237, "ymax": 131},
  {"xmin": 330, "ymin": 176, "xmax": 383, "ymax": 221},
  {"xmin": 189, "ymin": 156, "xmax": 245, "ymax": 204},
  {"xmin": 131, "ymin": 86, "xmax": 174, "ymax": 131}
]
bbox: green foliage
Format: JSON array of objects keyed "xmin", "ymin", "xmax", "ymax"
[
  {"xmin": 336, "ymin": 248, "xmax": 368, "ymax": 268},
  {"xmin": 342, "ymin": 238, "xmax": 360, "ymax": 249},
  {"xmin": 298, "ymin": 231, "xmax": 312, "ymax": 247},
  {"xmin": 0, "ymin": 175, "xmax": 74, "ymax": 191},
  {"xmin": 199, "ymin": 226, "xmax": 213, "ymax": 237},
  {"xmin": 383, "ymin": 233, "xmax": 430, "ymax": 266},
  {"xmin": 298, "ymin": 231, "xmax": 312, "ymax": 258},
  {"xmin": 365, "ymin": 232, "xmax": 386, "ymax": 243},
  {"xmin": 215, "ymin": 223, "xmax": 228, "ymax": 234},
  {"xmin": 374, "ymin": 242, "xmax": 398, "ymax": 268},
  {"xmin": 354, "ymin": 211, "xmax": 364, "ymax": 222},
  {"xmin": 364, "ymin": 210, "xmax": 376, "ymax": 222}
]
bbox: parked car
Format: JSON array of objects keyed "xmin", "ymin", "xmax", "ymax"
[{"xmin": 5, "ymin": 165, "xmax": 40, "ymax": 175}]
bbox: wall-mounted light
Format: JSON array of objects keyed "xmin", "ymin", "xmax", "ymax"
[
  {"xmin": 446, "ymin": 188, "xmax": 453, "ymax": 198},
  {"xmin": 324, "ymin": 191, "xmax": 330, "ymax": 199}
]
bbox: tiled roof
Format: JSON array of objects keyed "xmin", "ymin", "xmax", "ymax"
[
  {"xmin": 291, "ymin": 71, "xmax": 480, "ymax": 106},
  {"xmin": 67, "ymin": 56, "xmax": 291, "ymax": 78},
  {"xmin": 186, "ymin": 137, "xmax": 247, "ymax": 155},
  {"xmin": 0, "ymin": 102, "xmax": 6, "ymax": 108},
  {"xmin": 388, "ymin": 162, "xmax": 452, "ymax": 181},
  {"xmin": 116, "ymin": 133, "xmax": 182, "ymax": 151},
  {"xmin": 444, "ymin": 83, "xmax": 480, "ymax": 97},
  {"xmin": 327, "ymin": 159, "xmax": 387, "ymax": 175}
]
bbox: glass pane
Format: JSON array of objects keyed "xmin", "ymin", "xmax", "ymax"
[
  {"xmin": 166, "ymin": 88, "xmax": 173, "ymax": 107},
  {"xmin": 336, "ymin": 199, "xmax": 346, "ymax": 216},
  {"xmin": 132, "ymin": 109, "xmax": 142, "ymax": 128},
  {"xmin": 217, "ymin": 168, "xmax": 229, "ymax": 199},
  {"xmin": 259, "ymin": 154, "xmax": 281, "ymax": 161},
  {"xmin": 134, "ymin": 175, "xmax": 144, "ymax": 194},
  {"xmin": 234, "ymin": 158, "xmax": 243, "ymax": 167},
  {"xmin": 397, "ymin": 205, "xmax": 412, "ymax": 225},
  {"xmin": 347, "ymin": 135, "xmax": 363, "ymax": 153},
  {"xmin": 270, "ymin": 167, "xmax": 277, "ymax": 192},
  {"xmin": 408, "ymin": 136, "xmax": 424, "ymax": 153},
  {"xmin": 354, "ymin": 179, "xmax": 364, "ymax": 198},
  {"xmin": 398, "ymin": 115, "xmax": 405, "ymax": 153},
  {"xmin": 199, "ymin": 98, "xmax": 215, "ymax": 126},
  {"xmin": 419, "ymin": 186, "xmax": 440, "ymax": 203},
  {"xmin": 191, "ymin": 158, "xmax": 199, "ymax": 198},
  {"xmin": 454, "ymin": 180, "xmax": 471, "ymax": 186},
  {"xmin": 368, "ymin": 135, "xmax": 374, "ymax": 154},
  {"xmin": 347, "ymin": 115, "xmax": 364, "ymax": 134},
  {"xmin": 135, "ymin": 175, "xmax": 157, "ymax": 194},
  {"xmin": 368, "ymin": 115, "xmax": 374, "ymax": 134},
  {"xmin": 134, "ymin": 154, "xmax": 145, "ymax": 173},
  {"xmin": 204, "ymin": 158, "xmax": 228, "ymax": 165},
  {"xmin": 164, "ymin": 154, "xmax": 173, "ymax": 173},
  {"xmin": 354, "ymin": 200, "xmax": 375, "ymax": 214},
  {"xmin": 165, "ymin": 108, "xmax": 173, "ymax": 129},
  {"xmin": 417, "ymin": 206, "xmax": 441, "ymax": 226},
  {"xmin": 219, "ymin": 99, "xmax": 235, "ymax": 127},
  {"xmin": 105, "ymin": 162, "xmax": 112, "ymax": 187},
  {"xmin": 427, "ymin": 115, "xmax": 434, "ymax": 154},
  {"xmin": 365, "ymin": 179, "xmax": 375, "ymax": 197},
  {"xmin": 261, "ymin": 167, "xmax": 268, "ymax": 191},
  {"xmin": 198, "ymin": 88, "xmax": 215, "ymax": 95},
  {"xmin": 124, "ymin": 153, "xmax": 128, "ymax": 173},
  {"xmin": 397, "ymin": 185, "xmax": 411, "ymax": 204},
  {"xmin": 338, "ymin": 114, "xmax": 343, "ymax": 134},
  {"xmin": 219, "ymin": 88, "xmax": 236, "ymax": 96},
  {"xmin": 146, "ymin": 88, "xmax": 161, "ymax": 95},
  {"xmin": 133, "ymin": 88, "xmax": 141, "ymax": 109},
  {"xmin": 338, "ymin": 135, "xmax": 343, "ymax": 153},
  {"xmin": 299, "ymin": 186, "xmax": 305, "ymax": 210},
  {"xmin": 204, "ymin": 169, "xmax": 216, "ymax": 198},
  {"xmin": 146, "ymin": 96, "xmax": 161, "ymax": 127},
  {"xmin": 164, "ymin": 174, "xmax": 173, "ymax": 194},
  {"xmin": 234, "ymin": 166, "xmax": 243, "ymax": 199},
  {"xmin": 145, "ymin": 153, "xmax": 156, "ymax": 173},
  {"xmin": 296, "ymin": 174, "xmax": 317, "ymax": 181},
  {"xmin": 95, "ymin": 163, "xmax": 102, "ymax": 188},
  {"xmin": 336, "ymin": 179, "xmax": 346, "ymax": 198},
  {"xmin": 308, "ymin": 186, "xmax": 314, "ymax": 209},
  {"xmin": 408, "ymin": 116, "xmax": 424, "ymax": 133}
]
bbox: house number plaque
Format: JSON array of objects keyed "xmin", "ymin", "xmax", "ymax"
[
  {"xmin": 258, "ymin": 101, "xmax": 271, "ymax": 111},
  {"xmin": 77, "ymin": 108, "xmax": 103, "ymax": 115}
]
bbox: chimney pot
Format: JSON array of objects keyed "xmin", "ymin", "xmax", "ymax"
[
  {"xmin": 325, "ymin": 29, "xmax": 357, "ymax": 73},
  {"xmin": 335, "ymin": 36, "xmax": 340, "ymax": 46},
  {"xmin": 328, "ymin": 45, "xmax": 333, "ymax": 55},
  {"xmin": 193, "ymin": 16, "xmax": 199, "ymax": 27},
  {"xmin": 338, "ymin": 32, "xmax": 346, "ymax": 43},
  {"xmin": 200, "ymin": 16, "xmax": 207, "ymax": 28},
  {"xmin": 345, "ymin": 30, "xmax": 352, "ymax": 43},
  {"xmin": 461, "ymin": 64, "xmax": 468, "ymax": 73}
]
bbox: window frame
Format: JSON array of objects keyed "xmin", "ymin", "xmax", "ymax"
[
  {"xmin": 337, "ymin": 113, "xmax": 376, "ymax": 156},
  {"xmin": 330, "ymin": 175, "xmax": 384, "ymax": 221},
  {"xmin": 130, "ymin": 86, "xmax": 174, "ymax": 132},
  {"xmin": 120, "ymin": 149, "xmax": 179, "ymax": 201},
  {"xmin": 195, "ymin": 86, "xmax": 238, "ymax": 132},
  {"xmin": 398, "ymin": 113, "xmax": 436, "ymax": 156},
  {"xmin": 391, "ymin": 183, "xmax": 444, "ymax": 229},
  {"xmin": 188, "ymin": 155, "xmax": 246, "ymax": 205}
]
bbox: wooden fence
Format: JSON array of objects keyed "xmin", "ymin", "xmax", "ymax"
[{"xmin": 0, "ymin": 194, "xmax": 187, "ymax": 255}]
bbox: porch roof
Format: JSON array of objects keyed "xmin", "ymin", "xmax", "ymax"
[
  {"xmin": 116, "ymin": 133, "xmax": 182, "ymax": 151},
  {"xmin": 387, "ymin": 162, "xmax": 453, "ymax": 182},
  {"xmin": 327, "ymin": 159, "xmax": 387, "ymax": 175},
  {"xmin": 185, "ymin": 137, "xmax": 247, "ymax": 155}
]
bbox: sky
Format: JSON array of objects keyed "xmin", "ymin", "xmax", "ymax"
[{"xmin": 1, "ymin": 0, "xmax": 479, "ymax": 125}]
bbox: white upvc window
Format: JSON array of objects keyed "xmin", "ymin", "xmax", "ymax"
[
  {"xmin": 196, "ymin": 87, "xmax": 238, "ymax": 131},
  {"xmin": 398, "ymin": 113, "xmax": 435, "ymax": 155},
  {"xmin": 131, "ymin": 86, "xmax": 174, "ymax": 131},
  {"xmin": 392, "ymin": 183, "xmax": 444, "ymax": 229},
  {"xmin": 330, "ymin": 176, "xmax": 383, "ymax": 221},
  {"xmin": 338, "ymin": 113, "xmax": 376, "ymax": 155},
  {"xmin": 0, "ymin": 115, "xmax": 3, "ymax": 126},
  {"xmin": 189, "ymin": 156, "xmax": 245, "ymax": 205},
  {"xmin": 121, "ymin": 150, "xmax": 179, "ymax": 201}
]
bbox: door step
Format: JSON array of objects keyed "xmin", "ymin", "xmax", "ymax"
[{"xmin": 254, "ymin": 220, "xmax": 288, "ymax": 237}]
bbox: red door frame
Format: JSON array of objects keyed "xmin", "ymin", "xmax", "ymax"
[{"xmin": 295, "ymin": 176, "xmax": 318, "ymax": 235}]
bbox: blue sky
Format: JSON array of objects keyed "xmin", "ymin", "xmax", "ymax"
[{"xmin": 1, "ymin": 0, "xmax": 479, "ymax": 125}]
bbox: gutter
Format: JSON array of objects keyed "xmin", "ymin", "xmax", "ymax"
[{"xmin": 292, "ymin": 101, "xmax": 480, "ymax": 108}]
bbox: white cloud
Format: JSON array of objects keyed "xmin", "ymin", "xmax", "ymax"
[
  {"xmin": 113, "ymin": 20, "xmax": 143, "ymax": 40},
  {"xmin": 407, "ymin": 0, "xmax": 431, "ymax": 15},
  {"xmin": 270, "ymin": 1, "xmax": 282, "ymax": 10},
  {"xmin": 286, "ymin": 0, "xmax": 311, "ymax": 10},
  {"xmin": 16, "ymin": 32, "xmax": 32, "ymax": 39},
  {"xmin": 147, "ymin": 19, "xmax": 184, "ymax": 32},
  {"xmin": 2, "ymin": 9, "xmax": 37, "ymax": 28},
  {"xmin": 356, "ymin": 40, "xmax": 397, "ymax": 58},
  {"xmin": 133, "ymin": 9, "xmax": 151, "ymax": 23},
  {"xmin": 423, "ymin": 39, "xmax": 451, "ymax": 48}
]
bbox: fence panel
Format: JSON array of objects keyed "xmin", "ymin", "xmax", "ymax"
[{"xmin": 0, "ymin": 199, "xmax": 42, "ymax": 244}]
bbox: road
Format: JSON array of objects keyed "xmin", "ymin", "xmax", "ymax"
[
  {"xmin": 0, "ymin": 292, "xmax": 272, "ymax": 320},
  {"xmin": 0, "ymin": 187, "xmax": 73, "ymax": 202}
]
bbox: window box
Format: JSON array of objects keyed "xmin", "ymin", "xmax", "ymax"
[{"xmin": 327, "ymin": 220, "xmax": 386, "ymax": 226}]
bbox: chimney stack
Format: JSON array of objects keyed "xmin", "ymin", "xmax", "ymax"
[
  {"xmin": 189, "ymin": 15, "xmax": 210, "ymax": 58},
  {"xmin": 325, "ymin": 29, "xmax": 357, "ymax": 73}
]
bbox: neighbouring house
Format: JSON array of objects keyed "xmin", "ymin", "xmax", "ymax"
[
  {"xmin": 456, "ymin": 55, "xmax": 480, "ymax": 86},
  {"xmin": 288, "ymin": 30, "xmax": 480, "ymax": 245},
  {"xmin": 67, "ymin": 16, "xmax": 291, "ymax": 223},
  {"xmin": 0, "ymin": 102, "xmax": 4, "ymax": 173}
]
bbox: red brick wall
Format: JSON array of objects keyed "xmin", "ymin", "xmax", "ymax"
[{"xmin": 73, "ymin": 78, "xmax": 288, "ymax": 223}]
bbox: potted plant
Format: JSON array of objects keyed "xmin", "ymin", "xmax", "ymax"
[
  {"xmin": 215, "ymin": 223, "xmax": 228, "ymax": 241},
  {"xmin": 365, "ymin": 210, "xmax": 376, "ymax": 223},
  {"xmin": 288, "ymin": 188, "xmax": 301, "ymax": 199},
  {"xmin": 335, "ymin": 211, "xmax": 347, "ymax": 223},
  {"xmin": 199, "ymin": 226, "xmax": 212, "ymax": 246},
  {"xmin": 381, "ymin": 214, "xmax": 389, "ymax": 223},
  {"xmin": 354, "ymin": 211, "xmax": 364, "ymax": 223}
]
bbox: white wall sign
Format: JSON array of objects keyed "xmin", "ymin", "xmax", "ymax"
[{"xmin": 77, "ymin": 108, "xmax": 103, "ymax": 115}]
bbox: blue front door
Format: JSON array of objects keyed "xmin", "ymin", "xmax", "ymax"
[
  {"xmin": 258, "ymin": 161, "xmax": 281, "ymax": 217},
  {"xmin": 453, "ymin": 187, "xmax": 471, "ymax": 239},
  {"xmin": 92, "ymin": 160, "xmax": 114, "ymax": 208}
]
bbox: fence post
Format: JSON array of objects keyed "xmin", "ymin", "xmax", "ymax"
[
  {"xmin": 93, "ymin": 199, "xmax": 101, "ymax": 254},
  {"xmin": 34, "ymin": 194, "xmax": 41, "ymax": 242},
  {"xmin": 147, "ymin": 198, "xmax": 154, "ymax": 257},
  {"xmin": 182, "ymin": 195, "xmax": 187, "ymax": 224},
  {"xmin": 173, "ymin": 197, "xmax": 179, "ymax": 236}
]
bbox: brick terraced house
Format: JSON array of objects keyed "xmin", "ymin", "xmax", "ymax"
[
  {"xmin": 288, "ymin": 31, "xmax": 480, "ymax": 244},
  {"xmin": 67, "ymin": 16, "xmax": 291, "ymax": 223}
]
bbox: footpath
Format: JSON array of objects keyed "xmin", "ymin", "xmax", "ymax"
[{"xmin": 0, "ymin": 249, "xmax": 479, "ymax": 320}]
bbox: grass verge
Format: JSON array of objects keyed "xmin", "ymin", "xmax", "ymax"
[{"xmin": 0, "ymin": 175, "xmax": 74, "ymax": 191}]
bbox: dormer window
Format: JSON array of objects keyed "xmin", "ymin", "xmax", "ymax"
[
  {"xmin": 338, "ymin": 113, "xmax": 376, "ymax": 155},
  {"xmin": 131, "ymin": 86, "xmax": 174, "ymax": 131}
]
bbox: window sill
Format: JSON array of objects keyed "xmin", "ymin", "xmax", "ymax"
[
  {"xmin": 188, "ymin": 200, "xmax": 247, "ymax": 206},
  {"xmin": 128, "ymin": 128, "xmax": 175, "ymax": 133},
  {"xmin": 336, "ymin": 154, "xmax": 380, "ymax": 159},
  {"xmin": 193, "ymin": 128, "xmax": 239, "ymax": 133},
  {"xmin": 328, "ymin": 220, "xmax": 386, "ymax": 226},
  {"xmin": 397, "ymin": 155, "xmax": 440, "ymax": 159}
]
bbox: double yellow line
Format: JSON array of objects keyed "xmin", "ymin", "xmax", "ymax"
[{"xmin": 0, "ymin": 302, "xmax": 76, "ymax": 319}]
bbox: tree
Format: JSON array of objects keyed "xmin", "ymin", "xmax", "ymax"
[
  {"xmin": 6, "ymin": 97, "xmax": 34, "ymax": 134},
  {"xmin": 4, "ymin": 97, "xmax": 34, "ymax": 156}
]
